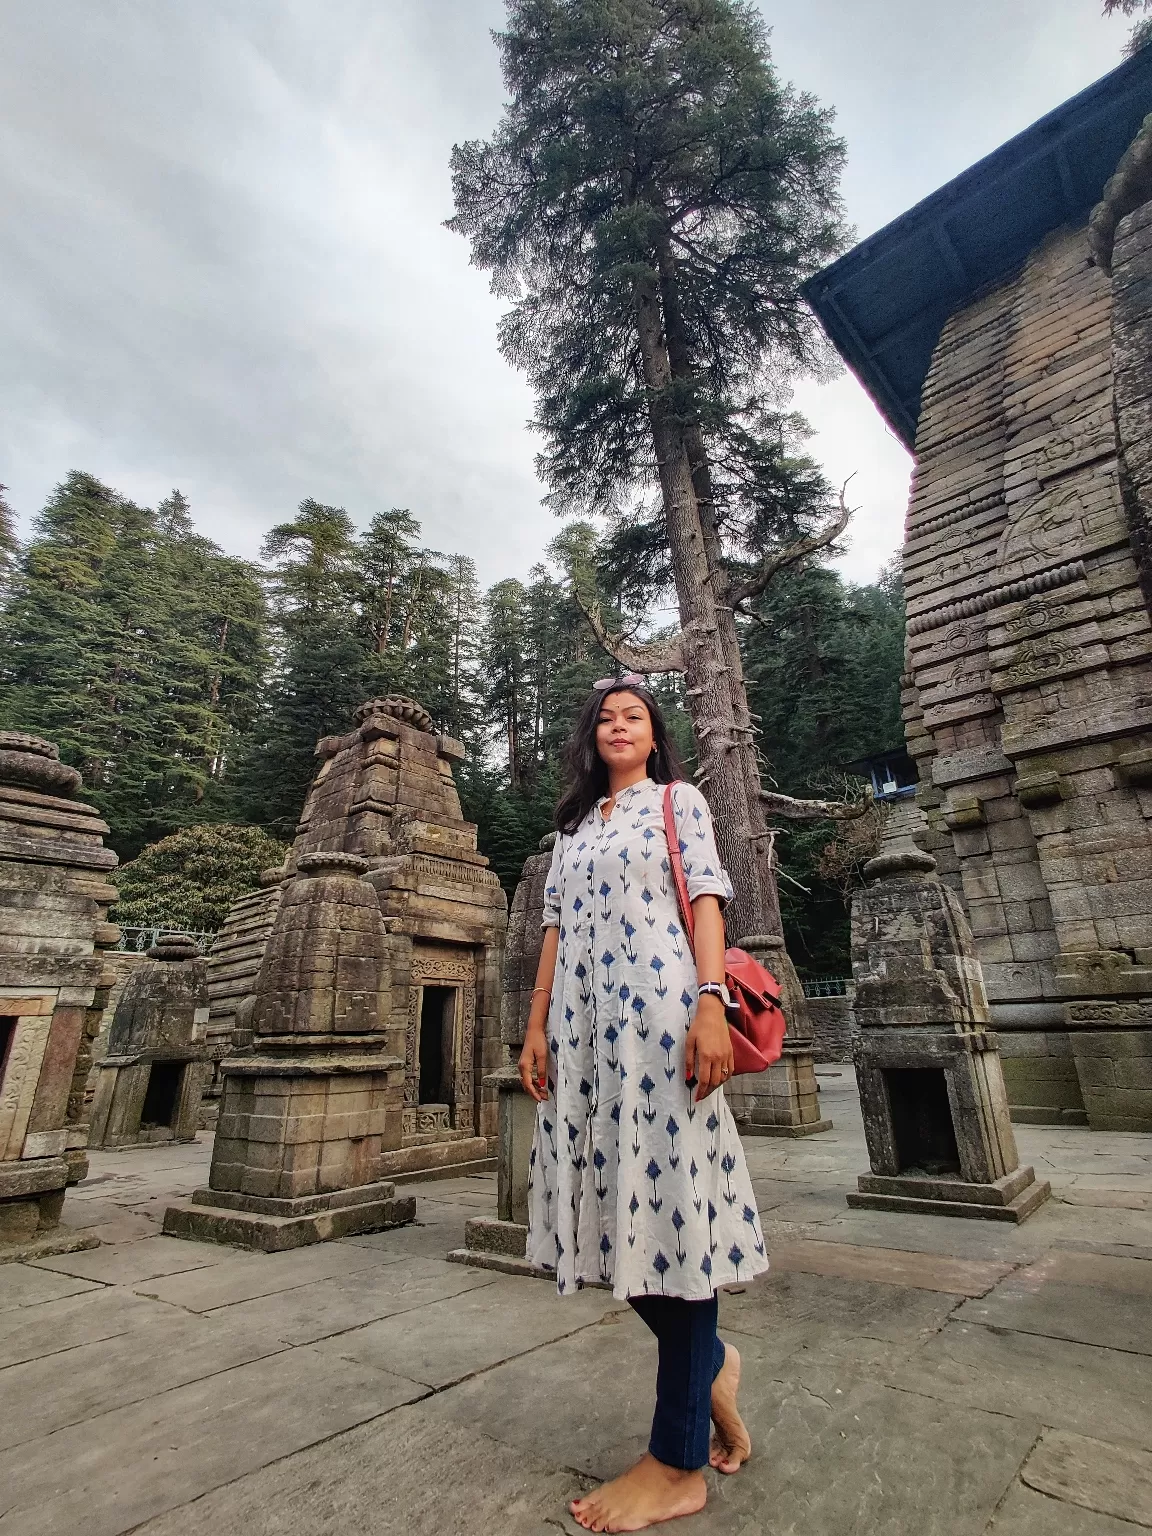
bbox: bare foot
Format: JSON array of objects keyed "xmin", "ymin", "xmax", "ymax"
[
  {"xmin": 569, "ymin": 1453, "xmax": 707, "ymax": 1532},
  {"xmin": 710, "ymin": 1342, "xmax": 751, "ymax": 1474}
]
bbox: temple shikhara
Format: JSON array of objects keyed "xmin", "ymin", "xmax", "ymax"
[{"xmin": 807, "ymin": 54, "xmax": 1152, "ymax": 1137}]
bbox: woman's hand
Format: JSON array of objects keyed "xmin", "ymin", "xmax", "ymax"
[
  {"xmin": 518, "ymin": 1024, "xmax": 550, "ymax": 1102},
  {"xmin": 685, "ymin": 993, "xmax": 735, "ymax": 1101}
]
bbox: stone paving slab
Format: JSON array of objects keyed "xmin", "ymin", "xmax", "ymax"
[
  {"xmin": 990, "ymin": 1482, "xmax": 1149, "ymax": 1535},
  {"xmin": 60, "ymin": 1206, "xmax": 165, "ymax": 1244},
  {"xmin": 957, "ymin": 1266, "xmax": 1152, "ymax": 1356},
  {"xmin": 0, "ymin": 1346, "xmax": 428, "ymax": 1536},
  {"xmin": 812, "ymin": 1205, "xmax": 1063, "ymax": 1261},
  {"xmin": 959, "ymin": 1279, "xmax": 1152, "ymax": 1355},
  {"xmin": 0, "ymin": 1286, "xmax": 175, "ymax": 1370},
  {"xmin": 1021, "ymin": 1430, "xmax": 1152, "ymax": 1528},
  {"xmin": 205, "ymin": 1257, "xmax": 499, "ymax": 1346},
  {"xmin": 346, "ymin": 1204, "xmax": 500, "ymax": 1260},
  {"xmin": 0, "ymin": 1264, "xmax": 99, "ymax": 1311},
  {"xmin": 315, "ymin": 1271, "xmax": 625, "ymax": 1387},
  {"xmin": 128, "ymin": 1402, "xmax": 592, "ymax": 1536},
  {"xmin": 669, "ymin": 1373, "xmax": 1040, "ymax": 1536},
  {"xmin": 720, "ymin": 1268, "xmax": 961, "ymax": 1346},
  {"xmin": 1010, "ymin": 1249, "xmax": 1152, "ymax": 1296},
  {"xmin": 421, "ymin": 1307, "xmax": 657, "ymax": 1478},
  {"xmin": 791, "ymin": 1321, "xmax": 1152, "ymax": 1454},
  {"xmin": 1059, "ymin": 1189, "xmax": 1152, "ymax": 1210},
  {"xmin": 133, "ymin": 1234, "xmax": 405, "ymax": 1311},
  {"xmin": 30, "ymin": 1234, "xmax": 231, "ymax": 1284},
  {"xmin": 0, "ymin": 1309, "xmax": 289, "ymax": 1449},
  {"xmin": 768, "ymin": 1237, "xmax": 1014, "ymax": 1295}
]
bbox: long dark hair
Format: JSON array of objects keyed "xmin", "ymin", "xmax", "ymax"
[{"xmin": 554, "ymin": 684, "xmax": 685, "ymax": 834}]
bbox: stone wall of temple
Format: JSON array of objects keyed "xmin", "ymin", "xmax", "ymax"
[
  {"xmin": 900, "ymin": 215, "xmax": 1152, "ymax": 1132},
  {"xmin": 807, "ymin": 995, "xmax": 855, "ymax": 1064},
  {"xmin": 0, "ymin": 733, "xmax": 119, "ymax": 1254}
]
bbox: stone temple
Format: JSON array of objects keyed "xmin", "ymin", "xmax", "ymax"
[
  {"xmin": 195, "ymin": 697, "xmax": 507, "ymax": 1184},
  {"xmin": 806, "ymin": 51, "xmax": 1152, "ymax": 1134},
  {"xmin": 0, "ymin": 732, "xmax": 118, "ymax": 1258}
]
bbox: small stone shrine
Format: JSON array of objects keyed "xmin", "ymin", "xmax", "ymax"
[
  {"xmin": 88, "ymin": 934, "xmax": 211, "ymax": 1148},
  {"xmin": 805, "ymin": 54, "xmax": 1152, "ymax": 1131},
  {"xmin": 848, "ymin": 804, "xmax": 1050, "ymax": 1221},
  {"xmin": 164, "ymin": 851, "xmax": 416, "ymax": 1250},
  {"xmin": 0, "ymin": 732, "xmax": 118, "ymax": 1258},
  {"xmin": 724, "ymin": 936, "xmax": 832, "ymax": 1138},
  {"xmin": 175, "ymin": 695, "xmax": 506, "ymax": 1216}
]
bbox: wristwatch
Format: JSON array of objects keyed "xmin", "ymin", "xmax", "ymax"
[{"xmin": 697, "ymin": 981, "xmax": 733, "ymax": 1008}]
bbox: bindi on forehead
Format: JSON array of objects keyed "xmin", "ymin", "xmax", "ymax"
[{"xmin": 599, "ymin": 691, "xmax": 648, "ymax": 716}]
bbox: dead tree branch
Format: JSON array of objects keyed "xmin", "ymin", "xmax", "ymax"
[
  {"xmin": 575, "ymin": 592, "xmax": 687, "ymax": 674},
  {"xmin": 728, "ymin": 475, "xmax": 857, "ymax": 609},
  {"xmin": 760, "ymin": 784, "xmax": 874, "ymax": 822}
]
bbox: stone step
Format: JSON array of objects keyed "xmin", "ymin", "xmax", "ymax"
[{"xmin": 163, "ymin": 1189, "xmax": 416, "ymax": 1252}]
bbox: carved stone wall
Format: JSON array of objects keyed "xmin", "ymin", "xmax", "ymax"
[
  {"xmin": 0, "ymin": 733, "xmax": 118, "ymax": 1256},
  {"xmin": 901, "ymin": 202, "xmax": 1152, "ymax": 1132}
]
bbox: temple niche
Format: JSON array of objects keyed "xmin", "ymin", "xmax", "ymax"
[
  {"xmin": 207, "ymin": 696, "xmax": 507, "ymax": 1179},
  {"xmin": 88, "ymin": 934, "xmax": 211, "ymax": 1149},
  {"xmin": 0, "ymin": 732, "xmax": 119, "ymax": 1258},
  {"xmin": 805, "ymin": 57, "xmax": 1152, "ymax": 1133}
]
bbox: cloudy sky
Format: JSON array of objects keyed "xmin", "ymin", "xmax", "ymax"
[{"xmin": 0, "ymin": 1, "xmax": 1134, "ymax": 589}]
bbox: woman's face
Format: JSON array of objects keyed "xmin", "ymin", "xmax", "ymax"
[{"xmin": 595, "ymin": 689, "xmax": 655, "ymax": 776}]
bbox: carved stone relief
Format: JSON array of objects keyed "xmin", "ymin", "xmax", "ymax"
[{"xmin": 0, "ymin": 1008, "xmax": 54, "ymax": 1159}]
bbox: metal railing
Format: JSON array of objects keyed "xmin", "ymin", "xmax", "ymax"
[
  {"xmin": 114, "ymin": 926, "xmax": 216, "ymax": 954},
  {"xmin": 801, "ymin": 977, "xmax": 850, "ymax": 998}
]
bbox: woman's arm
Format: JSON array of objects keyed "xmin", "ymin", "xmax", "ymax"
[
  {"xmin": 517, "ymin": 925, "xmax": 559, "ymax": 1103},
  {"xmin": 684, "ymin": 894, "xmax": 735, "ymax": 1100}
]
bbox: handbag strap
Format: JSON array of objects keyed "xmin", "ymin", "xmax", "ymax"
[{"xmin": 662, "ymin": 783, "xmax": 696, "ymax": 955}]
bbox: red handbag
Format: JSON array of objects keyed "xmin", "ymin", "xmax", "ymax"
[{"xmin": 662, "ymin": 784, "xmax": 787, "ymax": 1075}]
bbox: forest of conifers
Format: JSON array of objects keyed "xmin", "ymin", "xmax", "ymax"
[{"xmin": 0, "ymin": 471, "xmax": 903, "ymax": 973}]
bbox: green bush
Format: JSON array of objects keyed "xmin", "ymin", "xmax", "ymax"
[{"xmin": 112, "ymin": 823, "xmax": 289, "ymax": 933}]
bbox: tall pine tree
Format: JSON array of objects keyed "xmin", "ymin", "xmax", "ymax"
[
  {"xmin": 0, "ymin": 485, "xmax": 16, "ymax": 599},
  {"xmin": 449, "ymin": 0, "xmax": 850, "ymax": 940}
]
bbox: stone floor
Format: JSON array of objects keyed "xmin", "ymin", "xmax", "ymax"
[{"xmin": 2, "ymin": 1071, "xmax": 1151, "ymax": 1535}]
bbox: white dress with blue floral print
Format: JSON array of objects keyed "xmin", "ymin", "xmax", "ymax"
[{"xmin": 526, "ymin": 778, "xmax": 769, "ymax": 1302}]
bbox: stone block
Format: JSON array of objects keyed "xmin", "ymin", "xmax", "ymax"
[
  {"xmin": 1013, "ymin": 772, "xmax": 1066, "ymax": 807},
  {"xmin": 944, "ymin": 795, "xmax": 987, "ymax": 829},
  {"xmin": 1116, "ymin": 747, "xmax": 1152, "ymax": 786}
]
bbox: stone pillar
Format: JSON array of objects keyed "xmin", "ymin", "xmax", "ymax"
[
  {"xmin": 847, "ymin": 828, "xmax": 1050, "ymax": 1222},
  {"xmin": 164, "ymin": 852, "xmax": 415, "ymax": 1250},
  {"xmin": 0, "ymin": 732, "xmax": 118, "ymax": 1260},
  {"xmin": 88, "ymin": 934, "xmax": 212, "ymax": 1149},
  {"xmin": 454, "ymin": 834, "xmax": 555, "ymax": 1274},
  {"xmin": 725, "ymin": 935, "xmax": 832, "ymax": 1137}
]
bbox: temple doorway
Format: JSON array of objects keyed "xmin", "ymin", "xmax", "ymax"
[{"xmin": 418, "ymin": 986, "xmax": 458, "ymax": 1109}]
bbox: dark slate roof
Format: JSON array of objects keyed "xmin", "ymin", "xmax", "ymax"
[{"xmin": 802, "ymin": 49, "xmax": 1152, "ymax": 449}]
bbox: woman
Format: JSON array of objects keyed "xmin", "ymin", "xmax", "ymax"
[{"xmin": 518, "ymin": 674, "xmax": 768, "ymax": 1533}]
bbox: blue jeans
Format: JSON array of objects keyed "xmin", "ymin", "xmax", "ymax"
[{"xmin": 629, "ymin": 1294, "xmax": 727, "ymax": 1471}]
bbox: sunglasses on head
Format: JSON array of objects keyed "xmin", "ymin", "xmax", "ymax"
[{"xmin": 593, "ymin": 672, "xmax": 646, "ymax": 691}]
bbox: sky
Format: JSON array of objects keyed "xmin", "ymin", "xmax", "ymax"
[{"xmin": 0, "ymin": 1, "xmax": 1136, "ymax": 591}]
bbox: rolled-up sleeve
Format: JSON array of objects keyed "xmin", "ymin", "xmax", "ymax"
[
  {"xmin": 670, "ymin": 782, "xmax": 734, "ymax": 905},
  {"xmin": 541, "ymin": 833, "xmax": 564, "ymax": 929}
]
